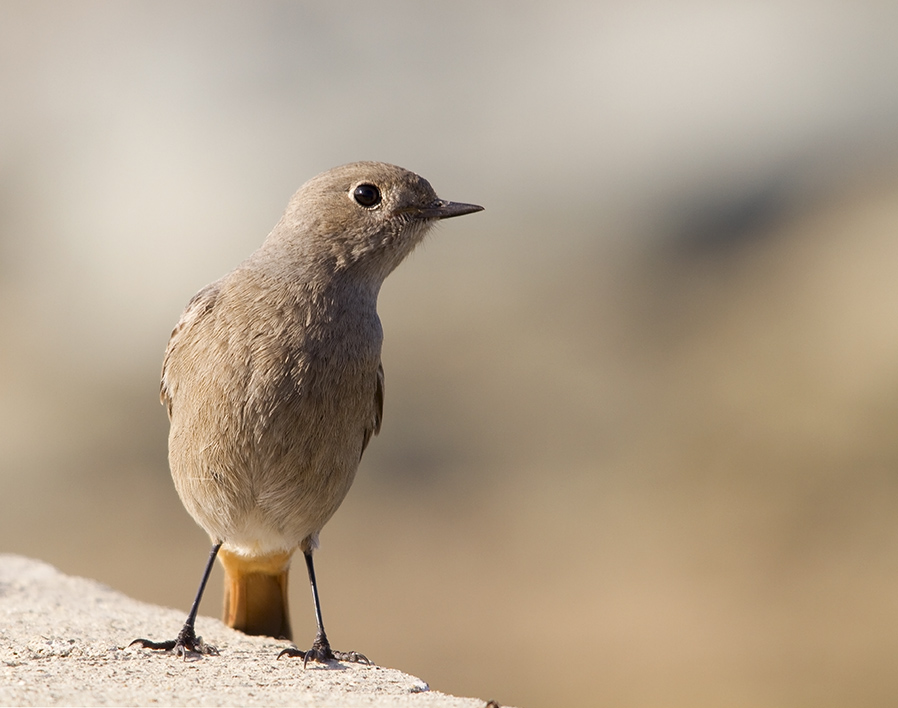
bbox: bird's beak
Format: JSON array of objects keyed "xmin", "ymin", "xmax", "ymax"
[{"xmin": 415, "ymin": 199, "xmax": 484, "ymax": 220}]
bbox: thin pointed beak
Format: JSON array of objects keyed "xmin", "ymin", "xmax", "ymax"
[{"xmin": 416, "ymin": 199, "xmax": 484, "ymax": 220}]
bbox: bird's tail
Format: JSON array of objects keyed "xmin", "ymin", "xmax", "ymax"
[{"xmin": 218, "ymin": 547, "xmax": 293, "ymax": 641}]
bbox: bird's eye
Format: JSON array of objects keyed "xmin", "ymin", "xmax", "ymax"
[{"xmin": 352, "ymin": 184, "xmax": 381, "ymax": 208}]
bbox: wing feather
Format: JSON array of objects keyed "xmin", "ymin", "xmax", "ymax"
[
  {"xmin": 160, "ymin": 283, "xmax": 219, "ymax": 417},
  {"xmin": 360, "ymin": 362, "xmax": 384, "ymax": 459}
]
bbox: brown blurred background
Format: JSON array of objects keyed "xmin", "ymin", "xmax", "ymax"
[{"xmin": 3, "ymin": 2, "xmax": 898, "ymax": 707}]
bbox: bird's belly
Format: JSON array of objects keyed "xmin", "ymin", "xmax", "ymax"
[{"xmin": 169, "ymin": 365, "xmax": 375, "ymax": 554}]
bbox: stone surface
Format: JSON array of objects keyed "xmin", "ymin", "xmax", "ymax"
[{"xmin": 0, "ymin": 555, "xmax": 498, "ymax": 707}]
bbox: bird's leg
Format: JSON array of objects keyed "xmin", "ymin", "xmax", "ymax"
[
  {"xmin": 277, "ymin": 550, "xmax": 370, "ymax": 666},
  {"xmin": 130, "ymin": 542, "xmax": 222, "ymax": 657}
]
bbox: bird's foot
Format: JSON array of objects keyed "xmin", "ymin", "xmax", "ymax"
[
  {"xmin": 277, "ymin": 633, "xmax": 369, "ymax": 667},
  {"xmin": 129, "ymin": 623, "xmax": 219, "ymax": 658}
]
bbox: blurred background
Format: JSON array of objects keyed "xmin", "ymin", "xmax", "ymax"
[{"xmin": 3, "ymin": 2, "xmax": 898, "ymax": 706}]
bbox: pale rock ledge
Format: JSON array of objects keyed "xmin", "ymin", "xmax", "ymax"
[{"xmin": 0, "ymin": 554, "xmax": 505, "ymax": 708}]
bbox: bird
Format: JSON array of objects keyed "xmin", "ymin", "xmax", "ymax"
[{"xmin": 130, "ymin": 161, "xmax": 483, "ymax": 663}]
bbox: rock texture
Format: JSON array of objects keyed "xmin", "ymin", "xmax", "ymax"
[{"xmin": 0, "ymin": 555, "xmax": 499, "ymax": 707}]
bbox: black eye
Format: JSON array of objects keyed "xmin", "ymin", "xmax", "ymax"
[{"xmin": 352, "ymin": 183, "xmax": 381, "ymax": 208}]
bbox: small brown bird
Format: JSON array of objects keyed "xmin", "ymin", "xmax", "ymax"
[{"xmin": 131, "ymin": 162, "xmax": 482, "ymax": 663}]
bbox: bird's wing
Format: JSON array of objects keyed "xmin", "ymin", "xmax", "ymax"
[
  {"xmin": 360, "ymin": 362, "xmax": 384, "ymax": 459},
  {"xmin": 160, "ymin": 283, "xmax": 219, "ymax": 418}
]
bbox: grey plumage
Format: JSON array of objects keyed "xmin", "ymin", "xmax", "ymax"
[{"xmin": 135, "ymin": 161, "xmax": 482, "ymax": 657}]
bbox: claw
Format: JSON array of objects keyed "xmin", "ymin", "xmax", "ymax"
[
  {"xmin": 277, "ymin": 646, "xmax": 306, "ymax": 661},
  {"xmin": 277, "ymin": 643, "xmax": 369, "ymax": 667},
  {"xmin": 332, "ymin": 650, "xmax": 370, "ymax": 665},
  {"xmin": 129, "ymin": 625, "xmax": 218, "ymax": 658}
]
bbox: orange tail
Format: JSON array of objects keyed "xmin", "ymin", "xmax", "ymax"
[{"xmin": 218, "ymin": 548, "xmax": 294, "ymax": 640}]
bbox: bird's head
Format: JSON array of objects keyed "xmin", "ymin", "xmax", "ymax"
[{"xmin": 265, "ymin": 162, "xmax": 483, "ymax": 283}]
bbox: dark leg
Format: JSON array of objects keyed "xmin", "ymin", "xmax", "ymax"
[
  {"xmin": 130, "ymin": 542, "xmax": 222, "ymax": 657},
  {"xmin": 277, "ymin": 550, "xmax": 369, "ymax": 666}
]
